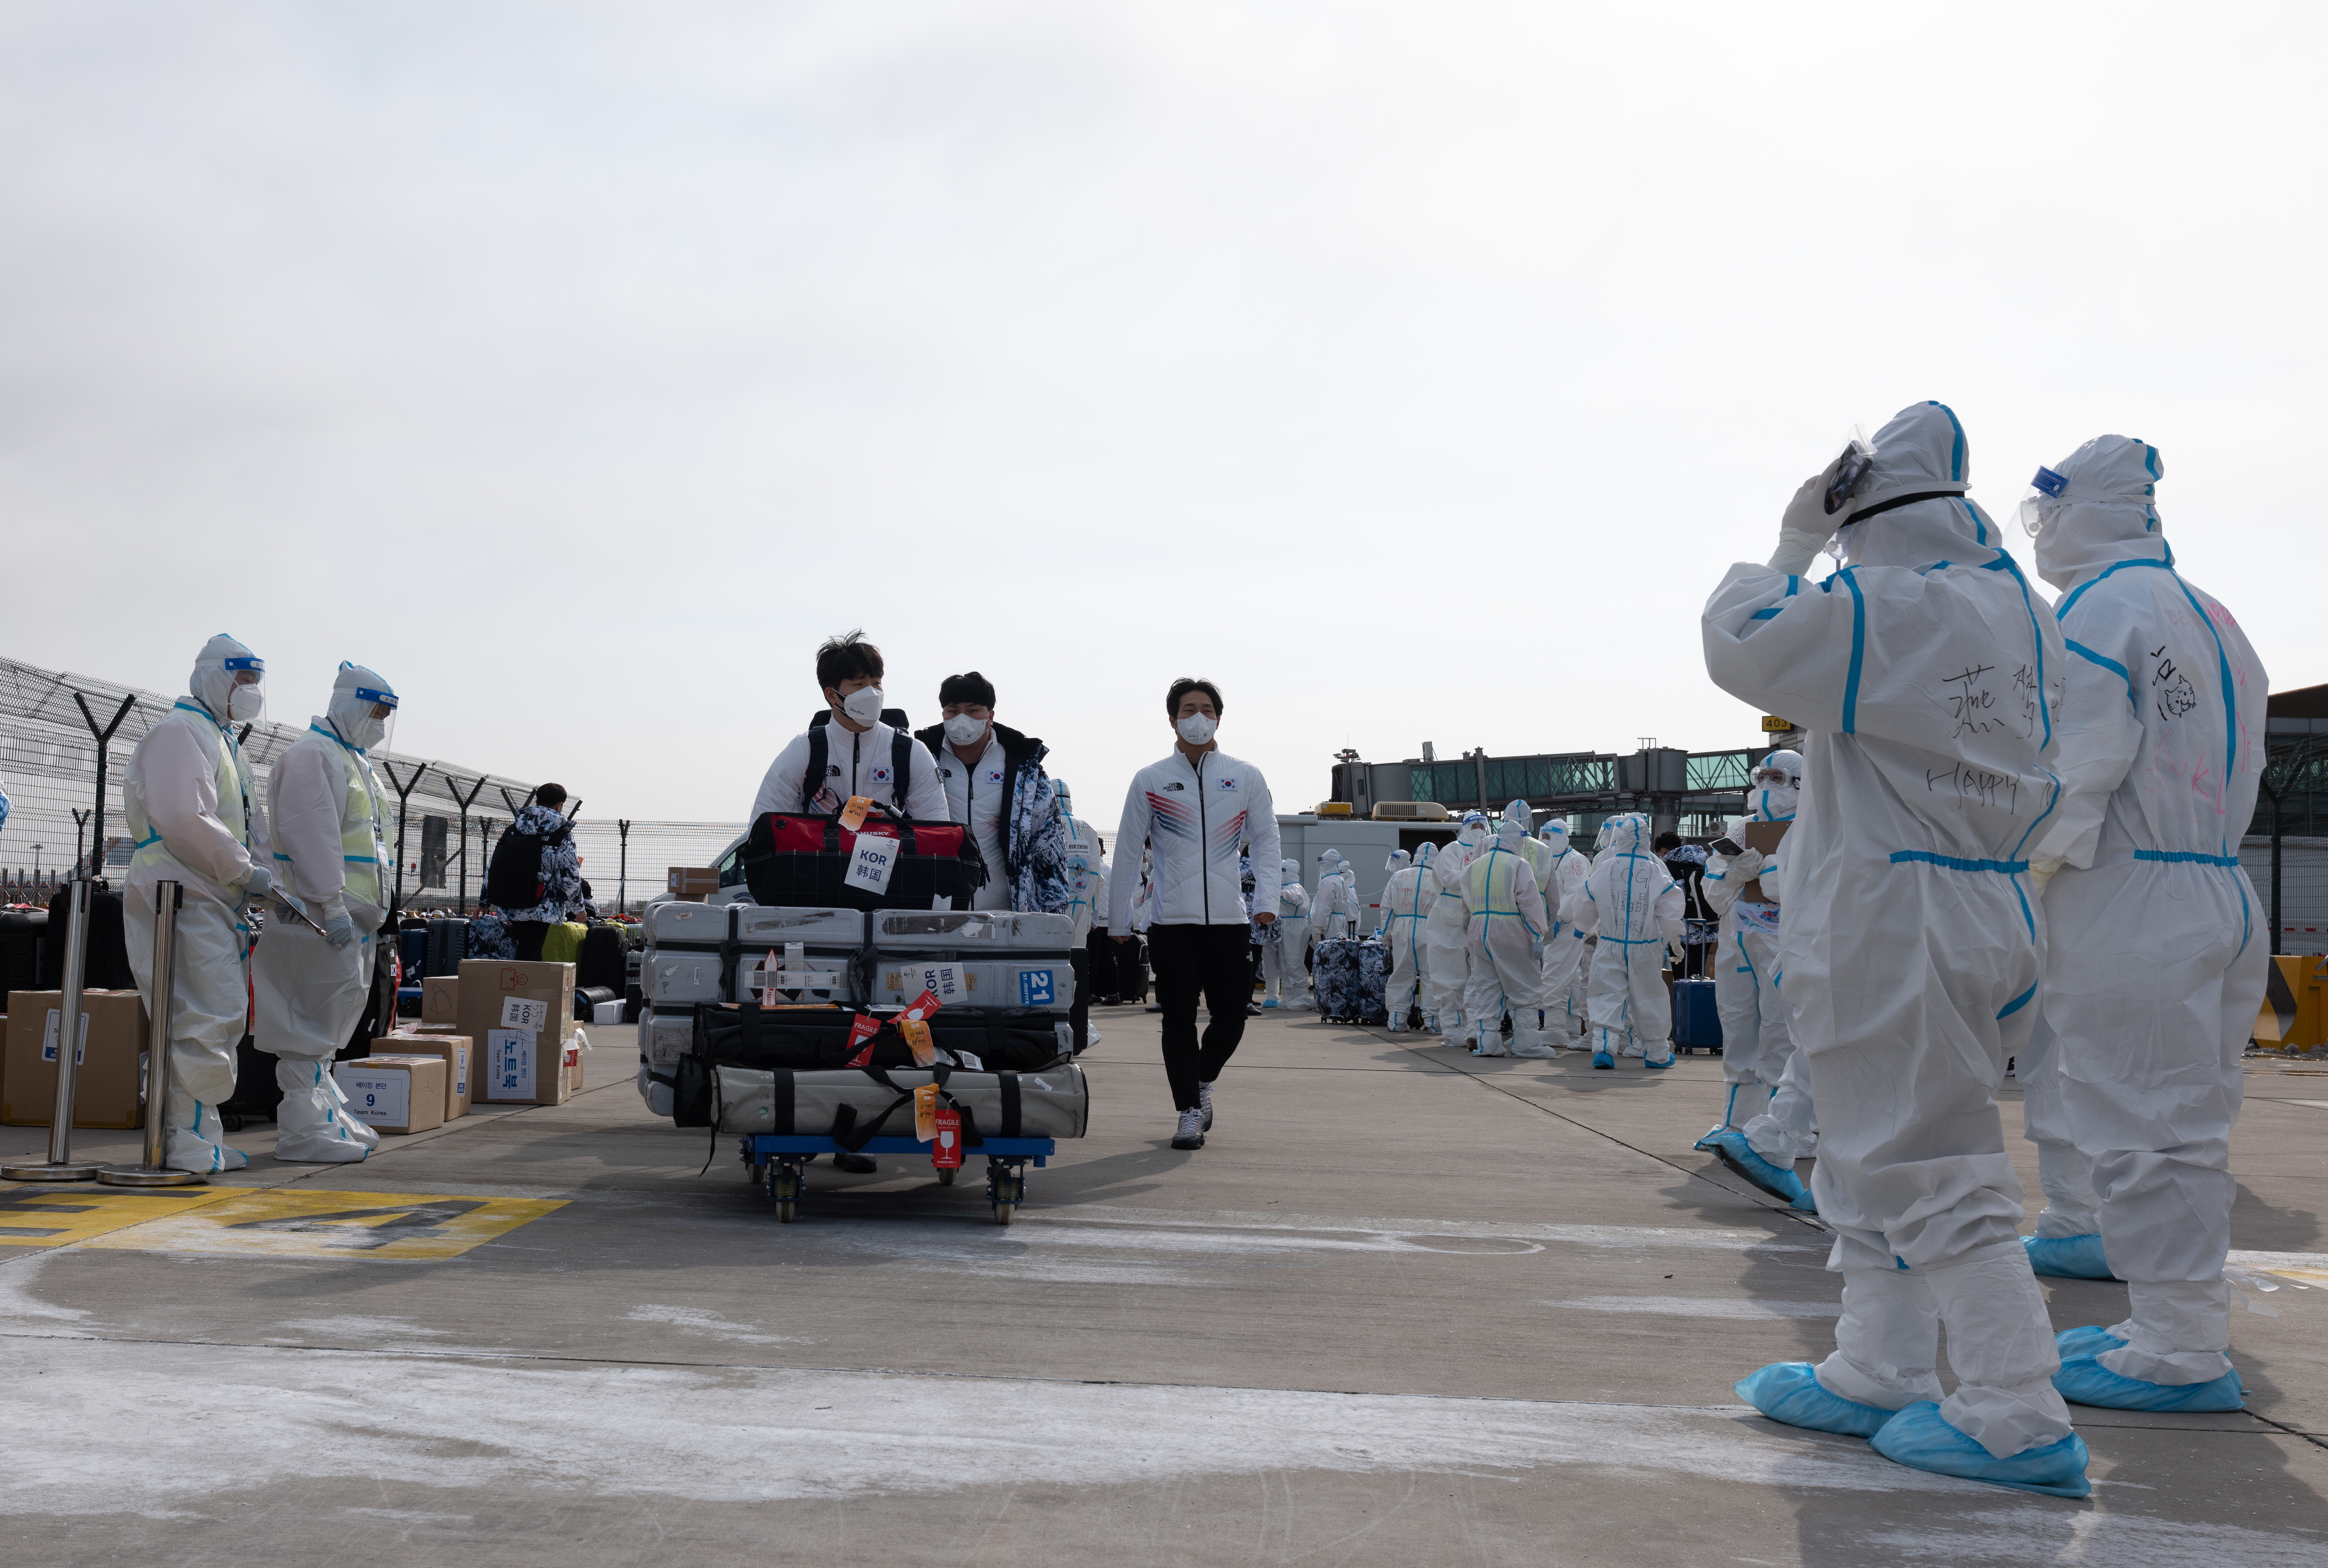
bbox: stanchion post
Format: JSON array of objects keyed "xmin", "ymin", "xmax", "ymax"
[
  {"xmin": 3, "ymin": 876, "xmax": 103, "ymax": 1181},
  {"xmin": 100, "ymin": 879, "xmax": 203, "ymax": 1186}
]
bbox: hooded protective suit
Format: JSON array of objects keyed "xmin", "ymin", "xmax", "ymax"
[
  {"xmin": 1535, "ymin": 820, "xmax": 1591, "ymax": 1038},
  {"xmin": 1422, "ymin": 814, "xmax": 1486, "ymax": 1029},
  {"xmin": 1462, "ymin": 811, "xmax": 1551, "ymax": 1056},
  {"xmin": 2015, "ymin": 436, "xmax": 2268, "ymax": 1400},
  {"xmin": 1698, "ymin": 751, "xmax": 1815, "ymax": 1159},
  {"xmin": 1705, "ymin": 402, "xmax": 2082, "ymax": 1476},
  {"xmin": 1259, "ymin": 858, "xmax": 1313, "ymax": 1008},
  {"xmin": 251, "ymin": 664, "xmax": 399, "ymax": 1163},
  {"xmin": 123, "ymin": 634, "xmax": 270, "ymax": 1172},
  {"xmin": 1575, "ymin": 814, "xmax": 1682, "ymax": 1064},
  {"xmin": 1381, "ymin": 845, "xmax": 1436, "ymax": 1029},
  {"xmin": 1310, "ymin": 851, "xmax": 1361, "ymax": 943}
]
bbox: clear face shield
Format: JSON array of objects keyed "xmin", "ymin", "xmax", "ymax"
[
  {"xmin": 224, "ymin": 656, "xmax": 265, "ymax": 723},
  {"xmin": 1750, "ymin": 766, "xmax": 1793, "ymax": 791},
  {"xmin": 2018, "ymin": 465, "xmax": 2067, "ymax": 543},
  {"xmin": 354, "ymin": 684, "xmax": 399, "ymax": 754}
]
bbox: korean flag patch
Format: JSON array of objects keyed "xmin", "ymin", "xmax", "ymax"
[
  {"xmin": 1217, "ymin": 775, "xmax": 1239, "ymax": 791},
  {"xmin": 871, "ymin": 766, "xmax": 893, "ymax": 784}
]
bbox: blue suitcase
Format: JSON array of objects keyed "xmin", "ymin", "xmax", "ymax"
[
  {"xmin": 1673, "ymin": 976, "xmax": 1723, "ymax": 1054},
  {"xmin": 1312, "ymin": 937, "xmax": 1361, "ymax": 1021}
]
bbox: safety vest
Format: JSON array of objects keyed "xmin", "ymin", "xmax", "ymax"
[
  {"xmin": 283, "ymin": 724, "xmax": 387, "ymax": 911},
  {"xmin": 1464, "ymin": 844, "xmax": 1541, "ymax": 939},
  {"xmin": 128, "ymin": 702, "xmax": 252, "ymax": 879}
]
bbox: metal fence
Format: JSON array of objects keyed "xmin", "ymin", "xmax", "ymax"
[{"xmin": 1, "ymin": 655, "xmax": 756, "ymax": 915}]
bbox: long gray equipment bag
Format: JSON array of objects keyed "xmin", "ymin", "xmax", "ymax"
[{"xmin": 713, "ymin": 1062, "xmax": 1087, "ymax": 1146}]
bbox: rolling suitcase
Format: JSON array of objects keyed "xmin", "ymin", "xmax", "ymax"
[
  {"xmin": 1312, "ymin": 937, "xmax": 1361, "ymax": 1022},
  {"xmin": 579, "ymin": 922, "xmax": 628, "ymax": 992},
  {"xmin": 41, "ymin": 884, "xmax": 134, "ymax": 990},
  {"xmin": 0, "ymin": 908, "xmax": 44, "ymax": 997},
  {"xmin": 424, "ymin": 917, "xmax": 469, "ymax": 977},
  {"xmin": 398, "ymin": 924, "xmax": 429, "ymax": 981},
  {"xmin": 1673, "ymin": 976, "xmax": 1723, "ymax": 1054},
  {"xmin": 1355, "ymin": 937, "xmax": 1390, "ymax": 1025}
]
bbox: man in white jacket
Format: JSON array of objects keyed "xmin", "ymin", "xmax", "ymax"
[
  {"xmin": 122, "ymin": 634, "xmax": 273, "ymax": 1173},
  {"xmin": 252, "ymin": 663, "xmax": 396, "ymax": 1163},
  {"xmin": 1110, "ymin": 678, "xmax": 1280, "ymax": 1150},
  {"xmin": 749, "ymin": 631, "xmax": 949, "ymax": 823}
]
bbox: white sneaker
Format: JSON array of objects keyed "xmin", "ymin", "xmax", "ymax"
[
  {"xmin": 1171, "ymin": 1109, "xmax": 1206, "ymax": 1150},
  {"xmin": 1199, "ymin": 1080, "xmax": 1215, "ymax": 1131}
]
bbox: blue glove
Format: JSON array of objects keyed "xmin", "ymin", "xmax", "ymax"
[
  {"xmin": 242, "ymin": 864, "xmax": 272, "ymax": 900},
  {"xmin": 321, "ymin": 914, "xmax": 357, "ymax": 950}
]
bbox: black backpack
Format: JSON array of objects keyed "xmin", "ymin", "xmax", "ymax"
[{"xmin": 484, "ymin": 818, "xmax": 572, "ymax": 910}]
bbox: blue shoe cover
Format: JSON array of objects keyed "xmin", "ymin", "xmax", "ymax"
[
  {"xmin": 2024, "ymin": 1233, "xmax": 2115, "ymax": 1280},
  {"xmin": 1262, "ymin": 998, "xmax": 1280, "ymax": 1009},
  {"xmin": 1693, "ymin": 1124, "xmax": 1733, "ymax": 1151},
  {"xmin": 1643, "ymin": 1055, "xmax": 1674, "ymax": 1070},
  {"xmin": 1734, "ymin": 1362, "xmax": 1893, "ymax": 1438},
  {"xmin": 1705, "ymin": 1128, "xmax": 1811, "ymax": 1207},
  {"xmin": 1869, "ymin": 1402, "xmax": 2091, "ymax": 1498},
  {"xmin": 2054, "ymin": 1356, "xmax": 2244, "ymax": 1412},
  {"xmin": 2055, "ymin": 1324, "xmax": 2125, "ymax": 1361},
  {"xmin": 1790, "ymin": 1186, "xmax": 1820, "ymax": 1214},
  {"xmin": 1591, "ymin": 1051, "xmax": 1615, "ymax": 1070}
]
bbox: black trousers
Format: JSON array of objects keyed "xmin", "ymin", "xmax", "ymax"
[
  {"xmin": 510, "ymin": 920, "xmax": 550, "ymax": 961},
  {"xmin": 1146, "ymin": 922, "xmax": 1253, "ymax": 1112}
]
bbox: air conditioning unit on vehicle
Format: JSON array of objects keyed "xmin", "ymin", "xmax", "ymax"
[
  {"xmin": 1314, "ymin": 801, "xmax": 1355, "ymax": 817},
  {"xmin": 1371, "ymin": 802, "xmax": 1451, "ymax": 821}
]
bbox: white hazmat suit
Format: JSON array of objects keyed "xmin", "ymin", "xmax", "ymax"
[
  {"xmin": 1707, "ymin": 401, "xmax": 2086, "ymax": 1492},
  {"xmin": 1380, "ymin": 844, "xmax": 1436, "ymax": 1031},
  {"xmin": 1260, "ymin": 858, "xmax": 1313, "ymax": 1008},
  {"xmin": 1573, "ymin": 814, "xmax": 1682, "ymax": 1067},
  {"xmin": 1535, "ymin": 821, "xmax": 1591, "ymax": 1040},
  {"xmin": 2017, "ymin": 436, "xmax": 2269, "ymax": 1410},
  {"xmin": 1309, "ymin": 851, "xmax": 1360, "ymax": 944},
  {"xmin": 1462, "ymin": 811, "xmax": 1551, "ymax": 1056},
  {"xmin": 1421, "ymin": 814, "xmax": 1486, "ymax": 1030},
  {"xmin": 252, "ymin": 664, "xmax": 398, "ymax": 1163},
  {"xmin": 123, "ymin": 634, "xmax": 271, "ymax": 1173},
  {"xmin": 1698, "ymin": 753, "xmax": 1816, "ymax": 1159}
]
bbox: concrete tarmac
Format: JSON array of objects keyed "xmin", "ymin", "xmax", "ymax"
[{"xmin": 3, "ymin": 1010, "xmax": 2325, "ymax": 1566}]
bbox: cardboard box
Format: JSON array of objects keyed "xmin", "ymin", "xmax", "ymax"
[
  {"xmin": 457, "ymin": 959, "xmax": 576, "ymax": 1105},
  {"xmin": 336, "ymin": 1054, "xmax": 447, "ymax": 1135},
  {"xmin": 422, "ymin": 975, "xmax": 461, "ymax": 1025},
  {"xmin": 667, "ymin": 867, "xmax": 720, "ymax": 902},
  {"xmin": 2, "ymin": 989, "xmax": 149, "ymax": 1128},
  {"xmin": 373, "ymin": 1032, "xmax": 472, "ymax": 1120}
]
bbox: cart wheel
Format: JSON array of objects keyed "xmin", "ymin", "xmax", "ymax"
[
  {"xmin": 747, "ymin": 1160, "xmax": 768, "ymax": 1186},
  {"xmin": 778, "ymin": 1201, "xmax": 797, "ymax": 1223},
  {"xmin": 993, "ymin": 1201, "xmax": 1014, "ymax": 1226},
  {"xmin": 937, "ymin": 1166, "xmax": 956, "ymax": 1186},
  {"xmin": 768, "ymin": 1163, "xmax": 801, "ymax": 1223},
  {"xmin": 221, "ymin": 1112, "xmax": 244, "ymax": 1134}
]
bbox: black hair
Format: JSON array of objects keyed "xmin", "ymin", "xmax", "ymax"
[
  {"xmin": 939, "ymin": 671, "xmax": 996, "ymax": 709},
  {"xmin": 815, "ymin": 631, "xmax": 884, "ymax": 693},
  {"xmin": 1653, "ymin": 830, "xmax": 1681, "ymax": 851},
  {"xmin": 535, "ymin": 783, "xmax": 567, "ymax": 808},
  {"xmin": 1165, "ymin": 677, "xmax": 1223, "ymax": 719}
]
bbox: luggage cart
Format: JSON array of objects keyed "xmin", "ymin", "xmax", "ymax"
[{"xmin": 740, "ymin": 1134, "xmax": 1055, "ymax": 1226}]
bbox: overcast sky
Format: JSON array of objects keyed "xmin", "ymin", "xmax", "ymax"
[{"xmin": 3, "ymin": 1, "xmax": 2319, "ymax": 832}]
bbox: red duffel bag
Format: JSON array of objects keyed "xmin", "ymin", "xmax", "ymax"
[{"xmin": 741, "ymin": 802, "xmax": 988, "ymax": 910}]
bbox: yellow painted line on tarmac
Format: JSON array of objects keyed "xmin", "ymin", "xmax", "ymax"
[
  {"xmin": 0, "ymin": 1184, "xmax": 240, "ymax": 1247},
  {"xmin": 77, "ymin": 1187, "xmax": 567, "ymax": 1261}
]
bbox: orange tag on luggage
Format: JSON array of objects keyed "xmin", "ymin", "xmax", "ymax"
[
  {"xmin": 899, "ymin": 1016, "xmax": 935, "ymax": 1066},
  {"xmin": 839, "ymin": 795, "xmax": 873, "ymax": 832},
  {"xmin": 914, "ymin": 1082, "xmax": 940, "ymax": 1142}
]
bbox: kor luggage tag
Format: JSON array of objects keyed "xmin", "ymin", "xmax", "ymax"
[{"xmin": 843, "ymin": 827, "xmax": 900, "ymax": 896}]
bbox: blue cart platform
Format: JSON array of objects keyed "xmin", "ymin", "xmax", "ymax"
[{"xmin": 739, "ymin": 1135, "xmax": 1056, "ymax": 1225}]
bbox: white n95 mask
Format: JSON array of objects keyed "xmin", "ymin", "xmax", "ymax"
[
  {"xmin": 944, "ymin": 713, "xmax": 988, "ymax": 746},
  {"xmin": 839, "ymin": 686, "xmax": 885, "ymax": 725},
  {"xmin": 1176, "ymin": 714, "xmax": 1217, "ymax": 745},
  {"xmin": 228, "ymin": 684, "xmax": 265, "ymax": 722}
]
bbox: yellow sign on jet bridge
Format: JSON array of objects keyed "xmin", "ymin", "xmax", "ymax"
[{"xmin": 78, "ymin": 1187, "xmax": 567, "ymax": 1261}]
